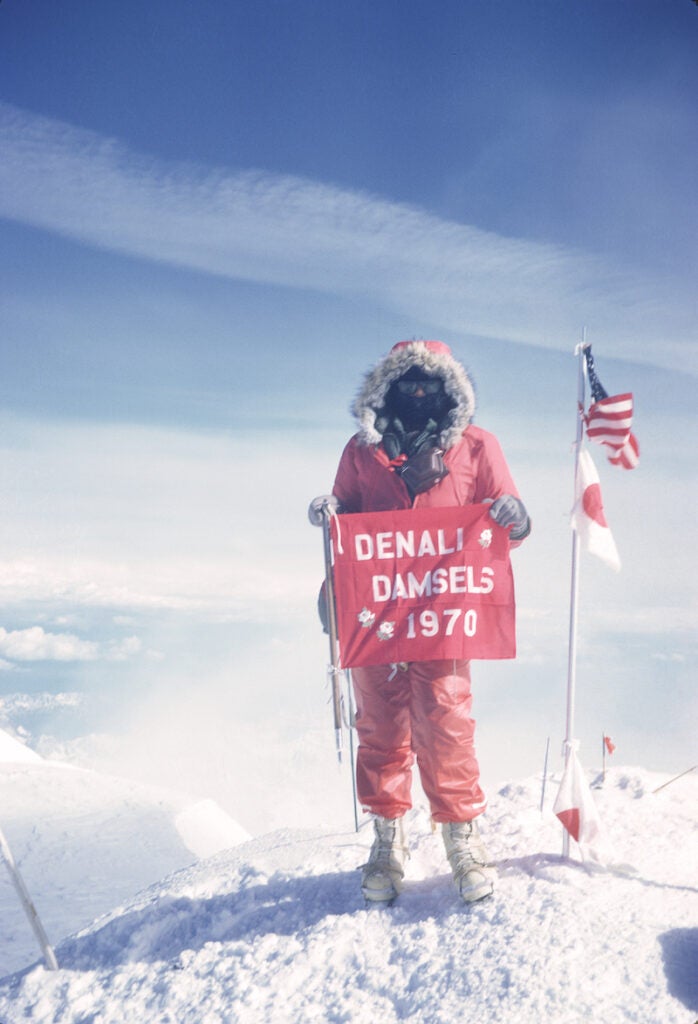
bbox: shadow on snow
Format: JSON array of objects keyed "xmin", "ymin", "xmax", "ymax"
[
  {"xmin": 658, "ymin": 928, "xmax": 698, "ymax": 1013},
  {"xmin": 49, "ymin": 868, "xmax": 365, "ymax": 970}
]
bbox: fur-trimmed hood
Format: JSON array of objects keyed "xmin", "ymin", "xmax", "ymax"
[{"xmin": 351, "ymin": 340, "xmax": 476, "ymax": 450}]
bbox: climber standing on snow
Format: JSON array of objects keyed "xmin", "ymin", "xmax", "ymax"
[{"xmin": 309, "ymin": 340, "xmax": 530, "ymax": 905}]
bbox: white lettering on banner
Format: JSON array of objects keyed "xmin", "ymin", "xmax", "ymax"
[
  {"xmin": 406, "ymin": 608, "xmax": 479, "ymax": 639},
  {"xmin": 355, "ymin": 527, "xmax": 465, "ymax": 562},
  {"xmin": 371, "ymin": 565, "xmax": 494, "ymax": 603},
  {"xmin": 396, "ymin": 533, "xmax": 414, "ymax": 558},
  {"xmin": 376, "ymin": 532, "xmax": 393, "ymax": 559},
  {"xmin": 355, "ymin": 535, "xmax": 373, "ymax": 560}
]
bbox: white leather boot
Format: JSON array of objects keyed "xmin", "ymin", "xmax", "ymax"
[
  {"xmin": 442, "ymin": 819, "xmax": 495, "ymax": 903},
  {"xmin": 361, "ymin": 816, "xmax": 408, "ymax": 904}
]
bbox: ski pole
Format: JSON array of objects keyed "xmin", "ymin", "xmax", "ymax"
[
  {"xmin": 0, "ymin": 822, "xmax": 58, "ymax": 971},
  {"xmin": 652, "ymin": 765, "xmax": 697, "ymax": 794},
  {"xmin": 320, "ymin": 500, "xmax": 343, "ymax": 763},
  {"xmin": 540, "ymin": 736, "xmax": 551, "ymax": 813}
]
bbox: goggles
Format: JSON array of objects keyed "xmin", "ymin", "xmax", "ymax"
[{"xmin": 396, "ymin": 378, "xmax": 443, "ymax": 396}]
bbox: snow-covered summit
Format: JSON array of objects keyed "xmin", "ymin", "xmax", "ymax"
[
  {"xmin": 0, "ymin": 725, "xmax": 43, "ymax": 764},
  {"xmin": 1, "ymin": 766, "xmax": 696, "ymax": 1023}
]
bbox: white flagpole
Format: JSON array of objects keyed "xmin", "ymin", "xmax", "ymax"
[
  {"xmin": 0, "ymin": 822, "xmax": 58, "ymax": 970},
  {"xmin": 563, "ymin": 336, "xmax": 589, "ymax": 857}
]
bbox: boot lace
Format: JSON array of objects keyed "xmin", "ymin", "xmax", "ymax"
[
  {"xmin": 363, "ymin": 820, "xmax": 405, "ymax": 873},
  {"xmin": 445, "ymin": 823, "xmax": 488, "ymax": 872}
]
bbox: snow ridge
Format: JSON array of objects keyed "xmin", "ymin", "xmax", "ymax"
[{"xmin": 1, "ymin": 767, "xmax": 696, "ymax": 1023}]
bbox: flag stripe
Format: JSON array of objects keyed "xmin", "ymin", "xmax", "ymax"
[
  {"xmin": 608, "ymin": 433, "xmax": 640, "ymax": 470},
  {"xmin": 587, "ymin": 429, "xmax": 633, "ymax": 447},
  {"xmin": 588, "ymin": 394, "xmax": 633, "ymax": 415},
  {"xmin": 586, "ymin": 397, "xmax": 634, "ymax": 446},
  {"xmin": 588, "ymin": 412, "xmax": 634, "ymax": 428}
]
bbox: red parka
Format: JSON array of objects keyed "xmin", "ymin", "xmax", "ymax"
[{"xmin": 333, "ymin": 425, "xmax": 524, "ymax": 528}]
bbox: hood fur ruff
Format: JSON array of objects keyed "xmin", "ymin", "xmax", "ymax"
[{"xmin": 351, "ymin": 340, "xmax": 476, "ymax": 450}]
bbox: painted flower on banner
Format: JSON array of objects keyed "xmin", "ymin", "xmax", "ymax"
[
  {"xmin": 478, "ymin": 529, "xmax": 493, "ymax": 549},
  {"xmin": 376, "ymin": 622, "xmax": 396, "ymax": 642},
  {"xmin": 357, "ymin": 607, "xmax": 376, "ymax": 629}
]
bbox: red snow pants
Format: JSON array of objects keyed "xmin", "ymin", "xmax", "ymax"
[{"xmin": 351, "ymin": 659, "xmax": 486, "ymax": 823}]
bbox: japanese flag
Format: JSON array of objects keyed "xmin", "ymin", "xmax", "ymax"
[
  {"xmin": 554, "ymin": 748, "xmax": 603, "ymax": 862},
  {"xmin": 571, "ymin": 448, "xmax": 621, "ymax": 572}
]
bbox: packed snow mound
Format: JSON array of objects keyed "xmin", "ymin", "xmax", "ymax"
[
  {"xmin": 174, "ymin": 797, "xmax": 251, "ymax": 859},
  {"xmin": 0, "ymin": 726, "xmax": 43, "ymax": 764},
  {"xmin": 1, "ymin": 767, "xmax": 696, "ymax": 1024}
]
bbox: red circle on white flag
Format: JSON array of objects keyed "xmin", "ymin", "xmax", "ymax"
[{"xmin": 582, "ymin": 483, "xmax": 608, "ymax": 527}]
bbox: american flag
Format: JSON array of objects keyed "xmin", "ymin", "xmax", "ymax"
[{"xmin": 584, "ymin": 348, "xmax": 640, "ymax": 470}]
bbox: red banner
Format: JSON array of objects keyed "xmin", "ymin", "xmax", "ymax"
[{"xmin": 331, "ymin": 504, "xmax": 516, "ymax": 668}]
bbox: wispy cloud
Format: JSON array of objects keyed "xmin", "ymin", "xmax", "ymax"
[
  {"xmin": 0, "ymin": 102, "xmax": 693, "ymax": 373},
  {"xmin": 0, "ymin": 626, "xmax": 141, "ymax": 664}
]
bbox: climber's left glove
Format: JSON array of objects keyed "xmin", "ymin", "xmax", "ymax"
[{"xmin": 488, "ymin": 494, "xmax": 531, "ymax": 540}]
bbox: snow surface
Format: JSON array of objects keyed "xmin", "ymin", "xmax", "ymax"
[{"xmin": 1, "ymin": 738, "xmax": 696, "ymax": 1024}]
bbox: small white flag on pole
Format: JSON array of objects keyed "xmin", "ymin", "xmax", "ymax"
[
  {"xmin": 554, "ymin": 747, "xmax": 604, "ymax": 863},
  {"xmin": 571, "ymin": 448, "xmax": 621, "ymax": 572}
]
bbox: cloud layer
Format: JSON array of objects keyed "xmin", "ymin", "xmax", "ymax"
[
  {"xmin": 0, "ymin": 102, "xmax": 693, "ymax": 373},
  {"xmin": 0, "ymin": 626, "xmax": 140, "ymax": 663}
]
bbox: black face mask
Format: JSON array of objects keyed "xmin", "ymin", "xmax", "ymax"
[{"xmin": 385, "ymin": 372, "xmax": 452, "ymax": 431}]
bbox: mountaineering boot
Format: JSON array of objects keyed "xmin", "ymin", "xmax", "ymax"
[
  {"xmin": 361, "ymin": 816, "xmax": 408, "ymax": 904},
  {"xmin": 442, "ymin": 819, "xmax": 495, "ymax": 903}
]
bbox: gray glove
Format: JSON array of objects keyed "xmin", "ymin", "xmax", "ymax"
[
  {"xmin": 308, "ymin": 494, "xmax": 342, "ymax": 526},
  {"xmin": 488, "ymin": 494, "xmax": 530, "ymax": 540}
]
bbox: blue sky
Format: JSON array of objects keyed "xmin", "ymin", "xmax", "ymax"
[{"xmin": 0, "ymin": 1, "xmax": 696, "ymax": 831}]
